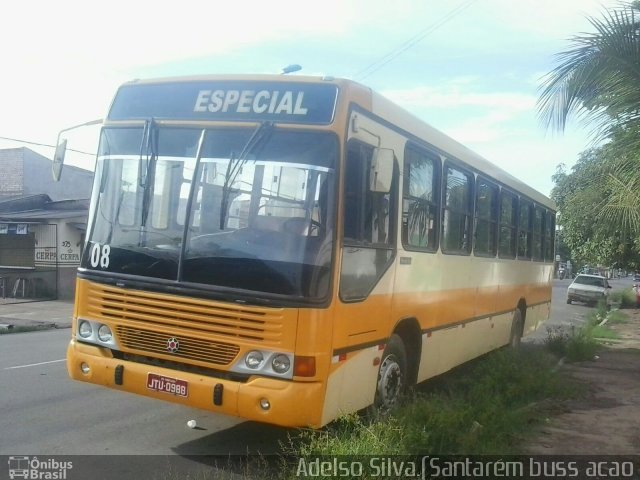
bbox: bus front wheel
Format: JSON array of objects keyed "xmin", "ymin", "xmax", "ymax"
[{"xmin": 374, "ymin": 334, "xmax": 407, "ymax": 412}]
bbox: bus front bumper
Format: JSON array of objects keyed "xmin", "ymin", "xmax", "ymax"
[{"xmin": 67, "ymin": 339, "xmax": 324, "ymax": 428}]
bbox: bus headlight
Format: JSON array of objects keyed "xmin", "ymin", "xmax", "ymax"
[
  {"xmin": 232, "ymin": 350, "xmax": 294, "ymax": 379},
  {"xmin": 76, "ymin": 318, "xmax": 119, "ymax": 349},
  {"xmin": 78, "ymin": 320, "xmax": 93, "ymax": 338},
  {"xmin": 272, "ymin": 354, "xmax": 291, "ymax": 374},
  {"xmin": 98, "ymin": 324, "xmax": 113, "ymax": 342},
  {"xmin": 245, "ymin": 351, "xmax": 264, "ymax": 369}
]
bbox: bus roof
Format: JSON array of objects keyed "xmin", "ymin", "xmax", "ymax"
[
  {"xmin": 112, "ymin": 74, "xmax": 554, "ymax": 210},
  {"xmin": 369, "ymin": 89, "xmax": 555, "ymax": 209}
]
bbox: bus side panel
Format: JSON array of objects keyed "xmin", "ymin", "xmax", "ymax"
[
  {"xmin": 416, "ymin": 326, "xmax": 458, "ymax": 382},
  {"xmin": 416, "ymin": 309, "xmax": 514, "ymax": 383},
  {"xmin": 320, "ymin": 346, "xmax": 380, "ymax": 426},
  {"xmin": 393, "ymin": 251, "xmax": 552, "ymax": 385},
  {"xmin": 454, "ymin": 309, "xmax": 515, "ymax": 365},
  {"xmin": 524, "ymin": 301, "xmax": 551, "ymax": 335},
  {"xmin": 293, "ymin": 308, "xmax": 336, "ymax": 426},
  {"xmin": 322, "ymin": 264, "xmax": 397, "ymax": 423},
  {"xmin": 332, "ymin": 294, "xmax": 392, "ymax": 342}
]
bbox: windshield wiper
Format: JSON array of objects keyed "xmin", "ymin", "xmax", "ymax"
[
  {"xmin": 139, "ymin": 119, "xmax": 158, "ymax": 245},
  {"xmin": 219, "ymin": 121, "xmax": 273, "ymax": 230},
  {"xmin": 178, "ymin": 129, "xmax": 208, "ymax": 281}
]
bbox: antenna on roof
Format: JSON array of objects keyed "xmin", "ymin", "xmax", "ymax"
[{"xmin": 281, "ymin": 64, "xmax": 302, "ymax": 75}]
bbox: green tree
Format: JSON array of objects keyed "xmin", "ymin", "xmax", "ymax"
[
  {"xmin": 541, "ymin": 2, "xmax": 640, "ymax": 266},
  {"xmin": 550, "ymin": 139, "xmax": 640, "ymax": 270},
  {"xmin": 538, "ymin": 1, "xmax": 640, "ymax": 145}
]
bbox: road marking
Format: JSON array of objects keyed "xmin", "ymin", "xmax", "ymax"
[{"xmin": 3, "ymin": 359, "xmax": 66, "ymax": 370}]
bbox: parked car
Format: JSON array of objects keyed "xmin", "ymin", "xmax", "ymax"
[
  {"xmin": 566, "ymin": 274, "xmax": 611, "ymax": 307},
  {"xmin": 633, "ymin": 272, "xmax": 640, "ymax": 282}
]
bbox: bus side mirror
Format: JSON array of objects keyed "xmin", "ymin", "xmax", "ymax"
[
  {"xmin": 370, "ymin": 147, "xmax": 394, "ymax": 193},
  {"xmin": 51, "ymin": 118, "xmax": 103, "ymax": 181},
  {"xmin": 52, "ymin": 139, "xmax": 67, "ymax": 182}
]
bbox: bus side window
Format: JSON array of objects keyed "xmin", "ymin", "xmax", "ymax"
[
  {"xmin": 532, "ymin": 205, "xmax": 544, "ymax": 261},
  {"xmin": 402, "ymin": 146, "xmax": 439, "ymax": 251},
  {"xmin": 442, "ymin": 164, "xmax": 473, "ymax": 254},
  {"xmin": 343, "ymin": 144, "xmax": 367, "ymax": 241},
  {"xmin": 518, "ymin": 199, "xmax": 532, "ymax": 259},
  {"xmin": 340, "ymin": 140, "xmax": 395, "ymax": 301},
  {"xmin": 499, "ymin": 190, "xmax": 518, "ymax": 258},
  {"xmin": 474, "ymin": 177, "xmax": 499, "ymax": 256},
  {"xmin": 344, "ymin": 142, "xmax": 391, "ymax": 245},
  {"xmin": 544, "ymin": 210, "xmax": 555, "ymax": 261}
]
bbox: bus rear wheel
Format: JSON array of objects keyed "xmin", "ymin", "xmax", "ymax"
[
  {"xmin": 509, "ymin": 309, "xmax": 524, "ymax": 348},
  {"xmin": 373, "ymin": 334, "xmax": 407, "ymax": 412}
]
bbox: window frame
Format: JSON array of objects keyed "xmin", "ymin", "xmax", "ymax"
[
  {"xmin": 441, "ymin": 161, "xmax": 474, "ymax": 256},
  {"xmin": 532, "ymin": 204, "xmax": 545, "ymax": 261},
  {"xmin": 517, "ymin": 198, "xmax": 533, "ymax": 260},
  {"xmin": 544, "ymin": 210, "xmax": 556, "ymax": 262},
  {"xmin": 339, "ymin": 138, "xmax": 398, "ymax": 302},
  {"xmin": 498, "ymin": 189, "xmax": 518, "ymax": 259},
  {"xmin": 474, "ymin": 176, "xmax": 499, "ymax": 257},
  {"xmin": 401, "ymin": 143, "xmax": 441, "ymax": 253}
]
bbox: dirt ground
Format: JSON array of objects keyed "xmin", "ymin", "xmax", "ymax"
[{"xmin": 525, "ymin": 310, "xmax": 640, "ymax": 455}]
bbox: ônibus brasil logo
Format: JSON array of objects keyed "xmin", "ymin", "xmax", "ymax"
[{"xmin": 8, "ymin": 456, "xmax": 73, "ymax": 479}]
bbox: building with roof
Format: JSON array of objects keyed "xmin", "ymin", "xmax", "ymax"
[
  {"xmin": 0, "ymin": 147, "xmax": 93, "ymax": 200},
  {"xmin": 0, "ymin": 147, "xmax": 93, "ymax": 301}
]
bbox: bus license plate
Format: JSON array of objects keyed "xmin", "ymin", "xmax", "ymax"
[{"xmin": 147, "ymin": 373, "xmax": 188, "ymax": 397}]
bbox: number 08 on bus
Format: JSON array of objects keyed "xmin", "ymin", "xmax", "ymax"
[{"xmin": 59, "ymin": 75, "xmax": 555, "ymax": 428}]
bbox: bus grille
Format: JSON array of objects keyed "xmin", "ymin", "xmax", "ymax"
[
  {"xmin": 82, "ymin": 283, "xmax": 289, "ymax": 367},
  {"xmin": 115, "ymin": 326, "xmax": 240, "ymax": 365}
]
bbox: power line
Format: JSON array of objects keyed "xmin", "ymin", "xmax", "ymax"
[
  {"xmin": 0, "ymin": 135, "xmax": 95, "ymax": 156},
  {"xmin": 354, "ymin": 0, "xmax": 480, "ymax": 81}
]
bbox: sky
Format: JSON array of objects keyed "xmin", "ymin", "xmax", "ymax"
[{"xmin": 0, "ymin": 0, "xmax": 623, "ymax": 197}]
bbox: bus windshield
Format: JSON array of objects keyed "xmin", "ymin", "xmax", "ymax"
[{"xmin": 83, "ymin": 125, "xmax": 337, "ymax": 301}]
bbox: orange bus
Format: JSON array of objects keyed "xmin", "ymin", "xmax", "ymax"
[{"xmin": 62, "ymin": 75, "xmax": 555, "ymax": 428}]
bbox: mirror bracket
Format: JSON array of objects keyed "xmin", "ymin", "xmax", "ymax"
[{"xmin": 51, "ymin": 118, "xmax": 103, "ymax": 181}]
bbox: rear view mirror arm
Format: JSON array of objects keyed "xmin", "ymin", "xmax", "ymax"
[{"xmin": 52, "ymin": 118, "xmax": 103, "ymax": 181}]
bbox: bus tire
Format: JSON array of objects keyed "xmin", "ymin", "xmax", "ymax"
[
  {"xmin": 373, "ymin": 334, "xmax": 407, "ymax": 412},
  {"xmin": 509, "ymin": 309, "xmax": 523, "ymax": 348}
]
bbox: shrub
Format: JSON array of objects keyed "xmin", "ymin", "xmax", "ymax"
[{"xmin": 610, "ymin": 289, "xmax": 637, "ymax": 308}]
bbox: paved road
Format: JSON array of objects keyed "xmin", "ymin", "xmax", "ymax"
[
  {"xmin": 0, "ymin": 278, "xmax": 633, "ymax": 460},
  {"xmin": 527, "ymin": 276, "xmax": 634, "ymax": 343},
  {"xmin": 0, "ymin": 329, "xmax": 293, "ymax": 457},
  {"xmin": 525, "ymin": 278, "xmax": 587, "ymax": 343}
]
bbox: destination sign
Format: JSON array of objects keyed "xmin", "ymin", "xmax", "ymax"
[{"xmin": 108, "ymin": 81, "xmax": 339, "ymax": 124}]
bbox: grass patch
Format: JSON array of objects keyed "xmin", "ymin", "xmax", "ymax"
[
  {"xmin": 605, "ymin": 310, "xmax": 628, "ymax": 325},
  {"xmin": 545, "ymin": 325, "xmax": 600, "ymax": 361},
  {"xmin": 590, "ymin": 325, "xmax": 620, "ymax": 340},
  {"xmin": 610, "ymin": 289, "xmax": 637, "ymax": 308},
  {"xmin": 590, "ymin": 305, "xmax": 627, "ymax": 340},
  {"xmin": 289, "ymin": 413, "xmax": 406, "ymax": 456},
  {"xmin": 285, "ymin": 346, "xmax": 574, "ymax": 461},
  {"xmin": 544, "ymin": 305, "xmax": 628, "ymax": 360}
]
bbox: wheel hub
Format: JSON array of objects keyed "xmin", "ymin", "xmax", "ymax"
[{"xmin": 377, "ymin": 354, "xmax": 403, "ymax": 409}]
